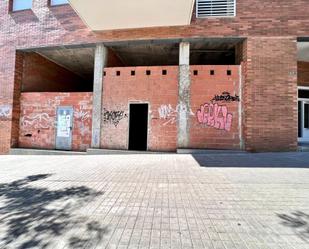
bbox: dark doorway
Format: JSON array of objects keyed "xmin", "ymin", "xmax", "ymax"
[
  {"xmin": 129, "ymin": 104, "xmax": 148, "ymax": 151},
  {"xmin": 299, "ymin": 101, "xmax": 302, "ymax": 138}
]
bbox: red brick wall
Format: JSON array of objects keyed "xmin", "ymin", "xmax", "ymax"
[
  {"xmin": 298, "ymin": 61, "xmax": 309, "ymax": 86},
  {"xmin": 19, "ymin": 92, "xmax": 92, "ymax": 151},
  {"xmin": 22, "ymin": 52, "xmax": 86, "ymax": 92},
  {"xmin": 0, "ymin": 0, "xmax": 308, "ymax": 153},
  {"xmin": 1, "ymin": 1, "xmax": 308, "ymax": 48},
  {"xmin": 242, "ymin": 37, "xmax": 298, "ymax": 152},
  {"xmin": 0, "ymin": 51, "xmax": 22, "ymax": 154},
  {"xmin": 101, "ymin": 66, "xmax": 241, "ymax": 151},
  {"xmin": 10, "ymin": 51, "xmax": 24, "ymax": 150},
  {"xmin": 190, "ymin": 66, "xmax": 241, "ymax": 150},
  {"xmin": 101, "ymin": 66, "xmax": 178, "ymax": 152}
]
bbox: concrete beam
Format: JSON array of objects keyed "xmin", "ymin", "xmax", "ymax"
[
  {"xmin": 177, "ymin": 42, "xmax": 191, "ymax": 148},
  {"xmin": 91, "ymin": 44, "xmax": 108, "ymax": 148}
]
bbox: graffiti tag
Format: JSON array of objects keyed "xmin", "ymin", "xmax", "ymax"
[
  {"xmin": 74, "ymin": 109, "xmax": 90, "ymax": 122},
  {"xmin": 0, "ymin": 105, "xmax": 11, "ymax": 118},
  {"xmin": 158, "ymin": 104, "xmax": 177, "ymax": 125},
  {"xmin": 211, "ymin": 92, "xmax": 240, "ymax": 102},
  {"xmin": 21, "ymin": 113, "xmax": 52, "ymax": 129},
  {"xmin": 74, "ymin": 109, "xmax": 91, "ymax": 136},
  {"xmin": 103, "ymin": 108, "xmax": 128, "ymax": 127},
  {"xmin": 47, "ymin": 99, "xmax": 59, "ymax": 108},
  {"xmin": 196, "ymin": 103, "xmax": 233, "ymax": 131},
  {"xmin": 158, "ymin": 104, "xmax": 194, "ymax": 126}
]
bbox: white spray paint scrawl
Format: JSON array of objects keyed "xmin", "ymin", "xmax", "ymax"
[
  {"xmin": 21, "ymin": 113, "xmax": 52, "ymax": 129},
  {"xmin": 74, "ymin": 109, "xmax": 90, "ymax": 122},
  {"xmin": 0, "ymin": 105, "xmax": 11, "ymax": 118},
  {"xmin": 158, "ymin": 104, "xmax": 194, "ymax": 126},
  {"xmin": 74, "ymin": 108, "xmax": 91, "ymax": 136}
]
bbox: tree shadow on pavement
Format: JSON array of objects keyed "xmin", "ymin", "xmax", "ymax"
[
  {"xmin": 0, "ymin": 174, "xmax": 108, "ymax": 249},
  {"xmin": 277, "ymin": 211, "xmax": 309, "ymax": 241}
]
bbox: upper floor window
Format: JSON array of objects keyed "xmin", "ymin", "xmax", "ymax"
[
  {"xmin": 50, "ymin": 0, "xmax": 69, "ymax": 6},
  {"xmin": 196, "ymin": 0, "xmax": 236, "ymax": 18},
  {"xmin": 12, "ymin": 0, "xmax": 32, "ymax": 11}
]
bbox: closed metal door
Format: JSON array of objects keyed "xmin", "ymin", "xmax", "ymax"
[{"xmin": 56, "ymin": 107, "xmax": 73, "ymax": 150}]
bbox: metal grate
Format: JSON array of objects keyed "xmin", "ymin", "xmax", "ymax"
[{"xmin": 196, "ymin": 0, "xmax": 236, "ymax": 18}]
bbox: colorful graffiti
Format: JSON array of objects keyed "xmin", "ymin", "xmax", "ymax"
[
  {"xmin": 0, "ymin": 105, "xmax": 11, "ymax": 118},
  {"xmin": 158, "ymin": 104, "xmax": 194, "ymax": 126},
  {"xmin": 196, "ymin": 103, "xmax": 233, "ymax": 131},
  {"xmin": 212, "ymin": 92, "xmax": 240, "ymax": 102},
  {"xmin": 103, "ymin": 108, "xmax": 128, "ymax": 127},
  {"xmin": 21, "ymin": 113, "xmax": 53, "ymax": 129}
]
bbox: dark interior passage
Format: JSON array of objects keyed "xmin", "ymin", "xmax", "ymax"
[
  {"xmin": 129, "ymin": 104, "xmax": 148, "ymax": 151},
  {"xmin": 299, "ymin": 101, "xmax": 302, "ymax": 137},
  {"xmin": 21, "ymin": 52, "xmax": 93, "ymax": 92}
]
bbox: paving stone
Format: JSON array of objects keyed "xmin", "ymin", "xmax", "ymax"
[{"xmin": 0, "ymin": 154, "xmax": 308, "ymax": 249}]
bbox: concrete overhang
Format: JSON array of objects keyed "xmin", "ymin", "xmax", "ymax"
[{"xmin": 68, "ymin": 0, "xmax": 195, "ymax": 31}]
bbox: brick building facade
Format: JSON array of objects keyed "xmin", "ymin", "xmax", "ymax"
[{"xmin": 0, "ymin": 0, "xmax": 309, "ymax": 153}]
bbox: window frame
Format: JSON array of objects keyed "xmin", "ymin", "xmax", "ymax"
[
  {"xmin": 10, "ymin": 0, "xmax": 33, "ymax": 12},
  {"xmin": 196, "ymin": 0, "xmax": 236, "ymax": 18}
]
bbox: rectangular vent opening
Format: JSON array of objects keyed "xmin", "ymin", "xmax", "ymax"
[{"xmin": 196, "ymin": 0, "xmax": 236, "ymax": 18}]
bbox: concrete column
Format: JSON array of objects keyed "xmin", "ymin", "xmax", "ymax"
[
  {"xmin": 91, "ymin": 44, "xmax": 108, "ymax": 148},
  {"xmin": 177, "ymin": 42, "xmax": 191, "ymax": 148}
]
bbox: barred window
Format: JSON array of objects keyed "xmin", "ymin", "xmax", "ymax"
[{"xmin": 196, "ymin": 0, "xmax": 236, "ymax": 18}]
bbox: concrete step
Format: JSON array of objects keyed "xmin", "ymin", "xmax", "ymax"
[
  {"xmin": 10, "ymin": 148, "xmax": 86, "ymax": 155},
  {"xmin": 9, "ymin": 148, "xmax": 246, "ymax": 155},
  {"xmin": 177, "ymin": 149, "xmax": 247, "ymax": 154},
  {"xmin": 87, "ymin": 148, "xmax": 172, "ymax": 155},
  {"xmin": 298, "ymin": 146, "xmax": 309, "ymax": 152},
  {"xmin": 8, "ymin": 147, "xmax": 309, "ymax": 156}
]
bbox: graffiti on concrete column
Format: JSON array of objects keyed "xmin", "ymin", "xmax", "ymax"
[
  {"xmin": 211, "ymin": 92, "xmax": 240, "ymax": 102},
  {"xmin": 0, "ymin": 105, "xmax": 11, "ymax": 118},
  {"xmin": 21, "ymin": 113, "xmax": 52, "ymax": 129},
  {"xmin": 196, "ymin": 103, "xmax": 233, "ymax": 132},
  {"xmin": 158, "ymin": 104, "xmax": 194, "ymax": 126},
  {"xmin": 103, "ymin": 108, "xmax": 128, "ymax": 127}
]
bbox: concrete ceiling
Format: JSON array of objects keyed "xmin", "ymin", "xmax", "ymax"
[
  {"xmin": 68, "ymin": 0, "xmax": 195, "ymax": 31},
  {"xmin": 111, "ymin": 38, "xmax": 242, "ymax": 66},
  {"xmin": 32, "ymin": 39, "xmax": 242, "ymax": 80},
  {"xmin": 298, "ymin": 42, "xmax": 309, "ymax": 62},
  {"xmin": 110, "ymin": 43, "xmax": 180, "ymax": 66},
  {"xmin": 190, "ymin": 39, "xmax": 240, "ymax": 65},
  {"xmin": 37, "ymin": 47, "xmax": 95, "ymax": 80}
]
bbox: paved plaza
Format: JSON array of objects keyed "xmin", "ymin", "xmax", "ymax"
[{"xmin": 0, "ymin": 153, "xmax": 309, "ymax": 249}]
